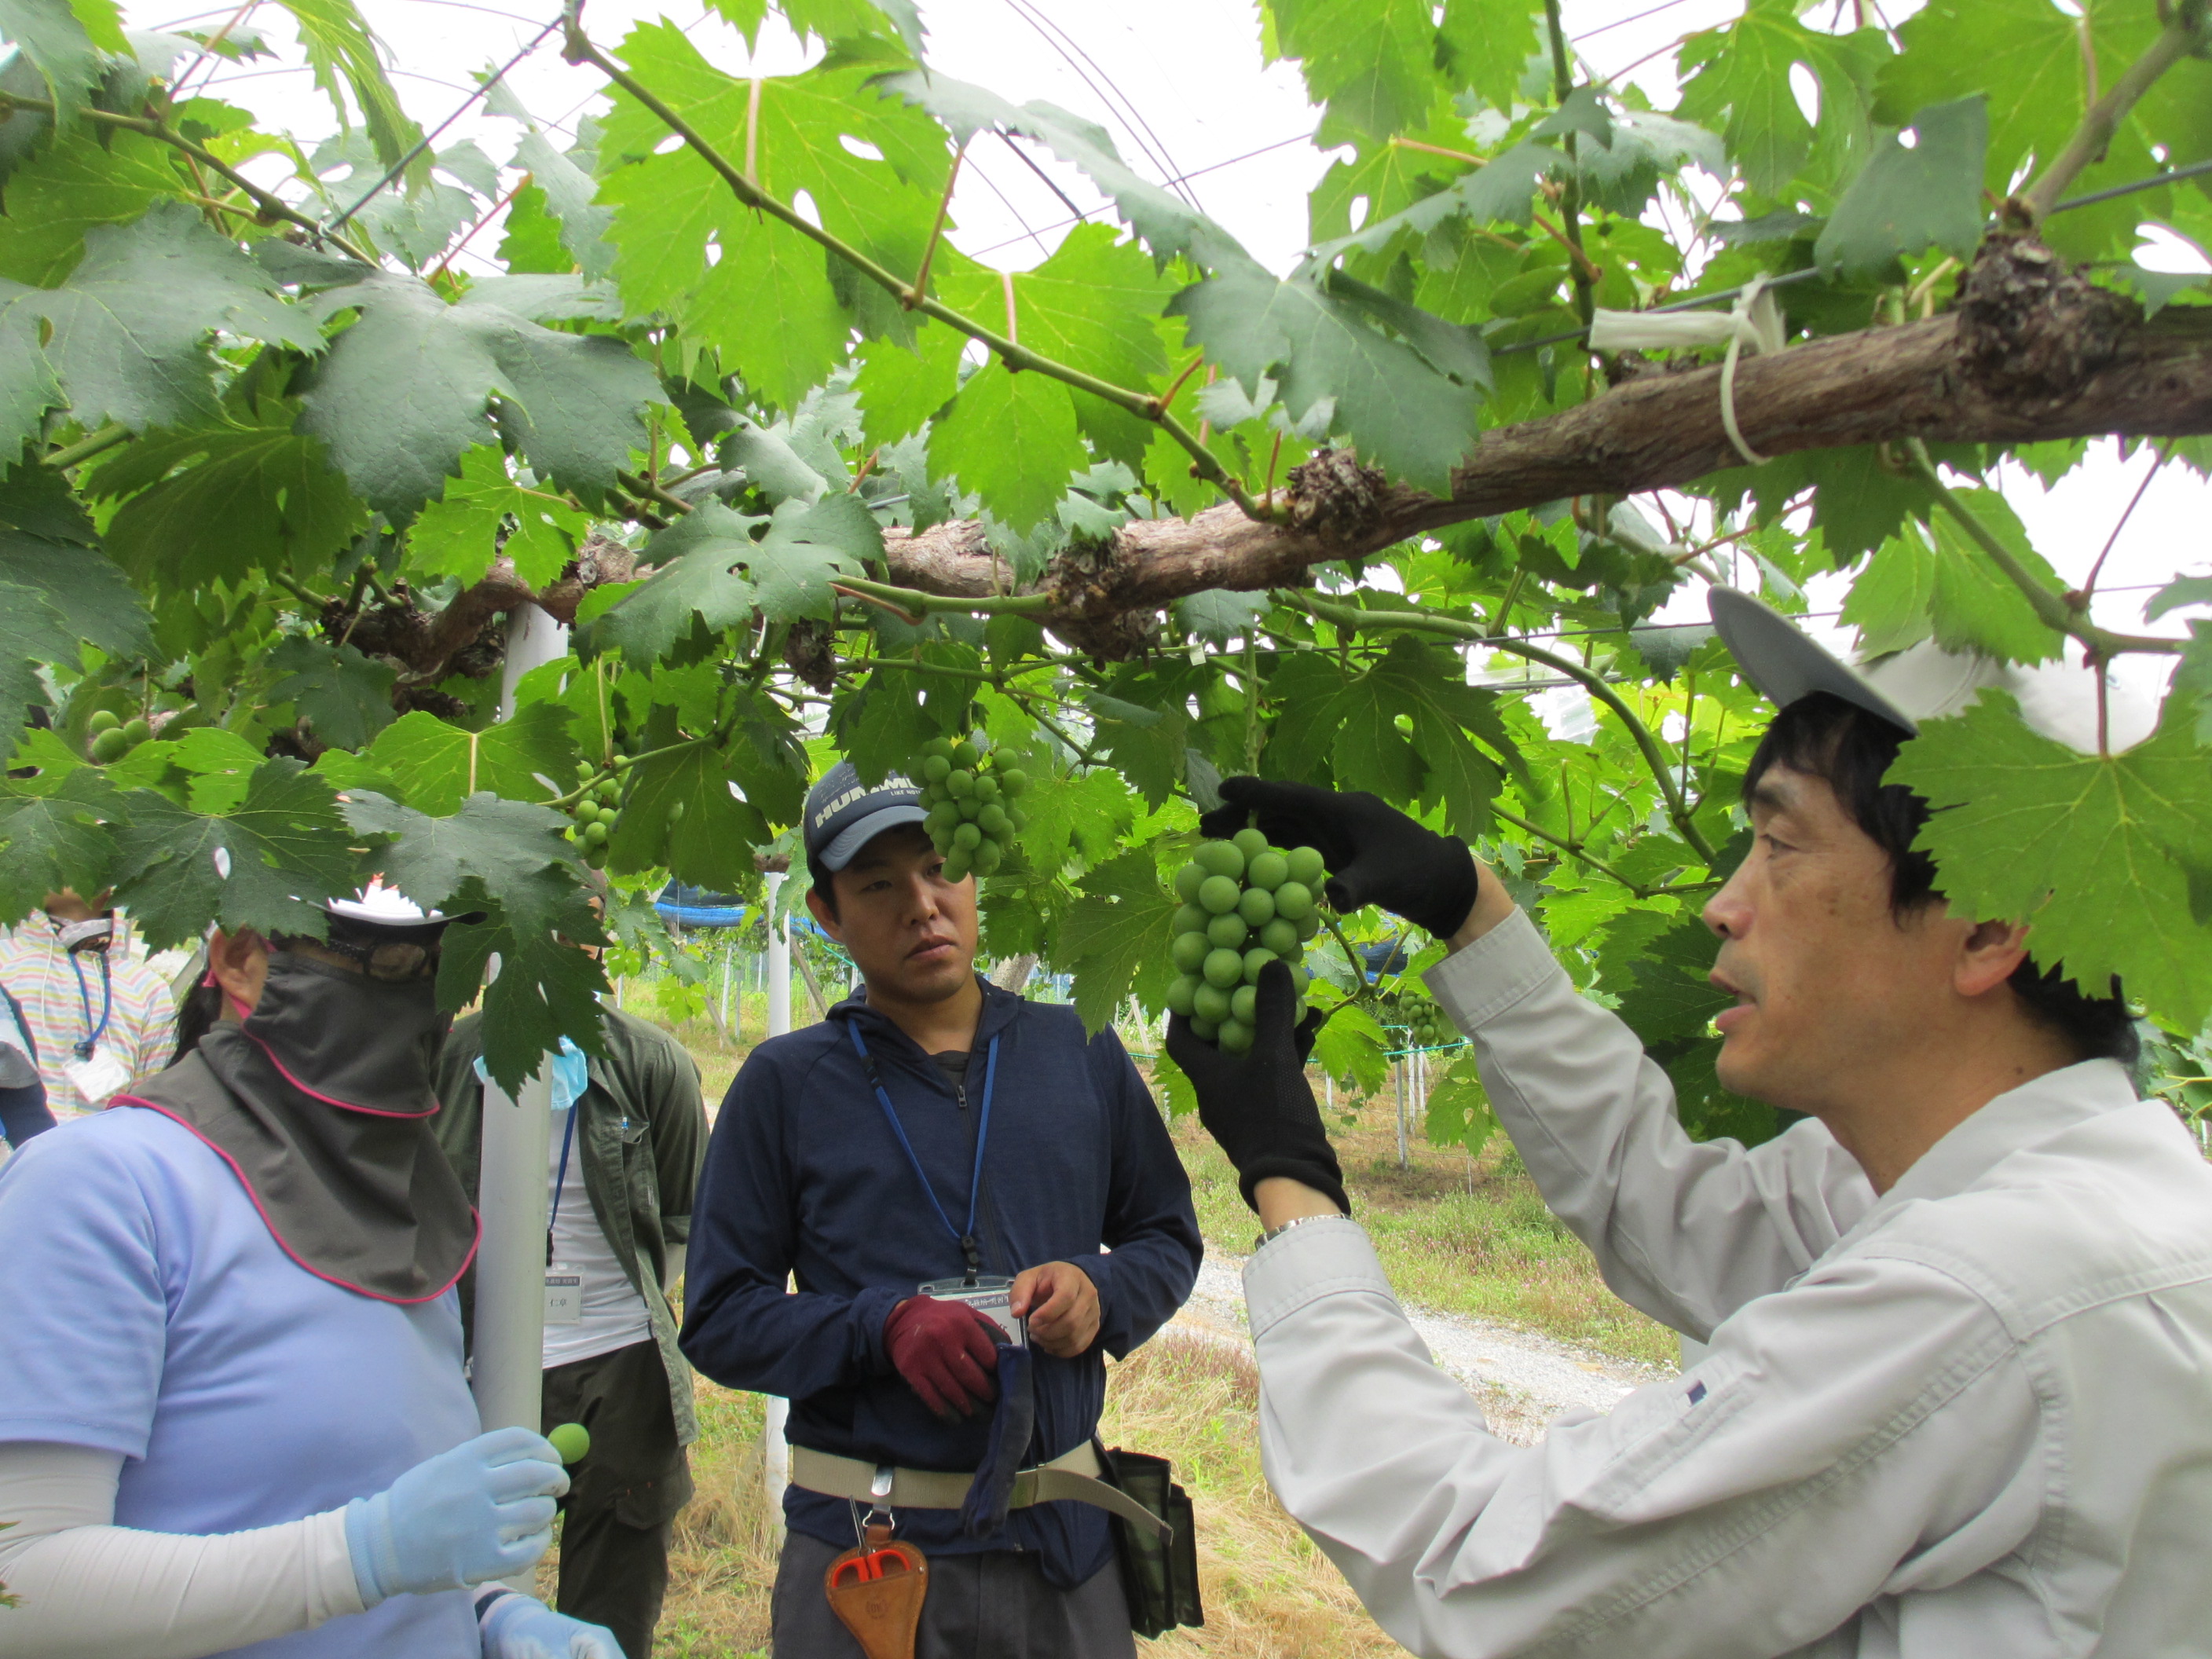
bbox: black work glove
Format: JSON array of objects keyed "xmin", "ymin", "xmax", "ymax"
[
  {"xmin": 1166, "ymin": 959, "xmax": 1347, "ymax": 1217},
  {"xmin": 1200, "ymin": 778, "xmax": 1481, "ymax": 940}
]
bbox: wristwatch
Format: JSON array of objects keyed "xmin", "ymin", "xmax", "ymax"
[{"xmin": 1254, "ymin": 1212, "xmax": 1341, "ymax": 1252}]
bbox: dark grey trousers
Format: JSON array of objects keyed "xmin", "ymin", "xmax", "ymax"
[{"xmin": 770, "ymin": 1528, "xmax": 1137, "ymax": 1658}]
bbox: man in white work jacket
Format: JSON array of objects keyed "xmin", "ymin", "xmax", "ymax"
[{"xmin": 1168, "ymin": 588, "xmax": 2212, "ymax": 1658}]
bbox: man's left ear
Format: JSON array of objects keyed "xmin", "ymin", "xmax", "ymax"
[{"xmin": 1956, "ymin": 918, "xmax": 2032, "ymax": 998}]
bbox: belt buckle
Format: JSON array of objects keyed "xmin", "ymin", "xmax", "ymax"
[{"xmin": 862, "ymin": 1462, "xmax": 895, "ymax": 1531}]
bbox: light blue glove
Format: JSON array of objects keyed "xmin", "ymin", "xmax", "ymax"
[
  {"xmin": 345, "ymin": 1426, "xmax": 568, "ymax": 1606},
  {"xmin": 478, "ymin": 1592, "xmax": 624, "ymax": 1658}
]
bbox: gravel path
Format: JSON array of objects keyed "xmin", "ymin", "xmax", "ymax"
[{"xmin": 1170, "ymin": 1254, "xmax": 1671, "ymax": 1446}]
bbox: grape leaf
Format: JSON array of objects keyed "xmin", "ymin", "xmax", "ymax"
[
  {"xmin": 0, "ymin": 0, "xmax": 127, "ymax": 117},
  {"xmin": 264, "ymin": 637, "xmax": 397, "ymax": 749},
  {"xmin": 0, "ymin": 577, "xmax": 71, "ymax": 756},
  {"xmin": 1840, "ymin": 493, "xmax": 2065, "ymax": 665},
  {"xmin": 1423, "ymin": 1051, "xmax": 1495, "ymax": 1155},
  {"xmin": 1312, "ymin": 998, "xmax": 1388, "ymax": 1095},
  {"xmin": 262, "ymin": 243, "xmax": 657, "ymax": 518},
  {"xmin": 342, "ymin": 789, "xmax": 608, "ymax": 1088},
  {"xmin": 511, "ymin": 127, "xmax": 614, "ymax": 282},
  {"xmin": 1086, "ymin": 692, "xmax": 1191, "ymax": 809},
  {"xmin": 0, "ymin": 769, "xmax": 118, "ymax": 922},
  {"xmin": 1306, "ymin": 141, "xmax": 1555, "ymax": 267},
  {"xmin": 606, "ymin": 741, "xmax": 768, "ymax": 892},
  {"xmin": 408, "ymin": 443, "xmax": 590, "ymax": 588},
  {"xmin": 1174, "ymin": 589, "xmax": 1270, "ymax": 644},
  {"xmin": 353, "ymin": 704, "xmax": 576, "ymax": 817},
  {"xmin": 108, "ymin": 759, "xmax": 359, "ymax": 947},
  {"xmin": 2168, "ymin": 621, "xmax": 2212, "ymax": 745},
  {"xmin": 0, "ymin": 478, "xmax": 149, "ymax": 657},
  {"xmin": 1052, "ymin": 847, "xmax": 1180, "ymax": 1031},
  {"xmin": 1437, "ymin": 0, "xmax": 1540, "ymax": 117},
  {"xmin": 0, "ymin": 201, "xmax": 319, "ymax": 459},
  {"xmin": 855, "ymin": 320, "xmax": 964, "ymax": 448},
  {"xmin": 2147, "ymin": 577, "xmax": 2212, "ymax": 622},
  {"xmin": 831, "ymin": 669, "xmax": 939, "ymax": 786},
  {"xmin": 1017, "ymin": 764, "xmax": 1137, "ymax": 877},
  {"xmin": 1170, "ymin": 265, "xmax": 1484, "ymax": 492},
  {"xmin": 1890, "ymin": 695, "xmax": 2212, "ymax": 1028},
  {"xmin": 89, "ymin": 400, "xmax": 370, "ymax": 588},
  {"xmin": 1678, "ymin": 0, "xmax": 1880, "ymax": 196},
  {"xmin": 0, "ymin": 128, "xmax": 181, "ymax": 287},
  {"xmin": 273, "ymin": 0, "xmax": 424, "ymax": 179},
  {"xmin": 1815, "ymin": 97, "xmax": 1987, "ymax": 280},
  {"xmin": 1268, "ymin": 0, "xmax": 1438, "ymax": 140},
  {"xmin": 927, "ymin": 362, "xmax": 1086, "ymax": 533}
]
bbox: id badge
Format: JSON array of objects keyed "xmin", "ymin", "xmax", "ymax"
[
  {"xmin": 544, "ymin": 1264, "xmax": 583, "ymax": 1325},
  {"xmin": 919, "ymin": 1274, "xmax": 1026, "ymax": 1347},
  {"xmin": 64, "ymin": 1049, "xmax": 130, "ymax": 1108}
]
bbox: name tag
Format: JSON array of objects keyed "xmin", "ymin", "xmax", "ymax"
[
  {"xmin": 64, "ymin": 1049, "xmax": 130, "ymax": 1107},
  {"xmin": 544, "ymin": 1266, "xmax": 583, "ymax": 1325},
  {"xmin": 919, "ymin": 1274, "xmax": 1026, "ymax": 1346}
]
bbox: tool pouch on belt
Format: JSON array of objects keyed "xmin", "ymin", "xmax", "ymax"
[
  {"xmin": 1096, "ymin": 1441, "xmax": 1203, "ymax": 1639},
  {"xmin": 824, "ymin": 1522, "xmax": 928, "ymax": 1659}
]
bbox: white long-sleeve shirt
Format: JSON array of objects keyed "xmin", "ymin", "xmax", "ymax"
[{"xmin": 1245, "ymin": 910, "xmax": 2212, "ymax": 1657}]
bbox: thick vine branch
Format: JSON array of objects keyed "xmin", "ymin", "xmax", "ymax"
[
  {"xmin": 559, "ymin": 20, "xmax": 1264, "ymax": 518},
  {"xmin": 859, "ymin": 247, "xmax": 2212, "ymax": 636}
]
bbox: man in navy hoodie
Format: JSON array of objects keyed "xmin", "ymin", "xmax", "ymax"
[{"xmin": 680, "ymin": 761, "xmax": 1203, "ymax": 1657}]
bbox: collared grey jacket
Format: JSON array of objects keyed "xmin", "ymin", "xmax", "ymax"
[{"xmin": 1244, "ymin": 909, "xmax": 2212, "ymax": 1657}]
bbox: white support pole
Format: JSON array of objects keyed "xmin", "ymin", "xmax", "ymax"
[
  {"xmin": 766, "ymin": 872, "xmax": 792, "ymax": 1039},
  {"xmin": 761, "ymin": 872, "xmax": 792, "ymax": 1520},
  {"xmin": 474, "ymin": 604, "xmax": 570, "ymax": 1587},
  {"xmin": 1394, "ymin": 1057, "xmax": 1409, "ymax": 1169}
]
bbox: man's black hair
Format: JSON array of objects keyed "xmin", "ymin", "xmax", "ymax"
[
  {"xmin": 1743, "ymin": 691, "xmax": 2138, "ymax": 1066},
  {"xmin": 806, "ymin": 850, "xmax": 837, "ymax": 920}
]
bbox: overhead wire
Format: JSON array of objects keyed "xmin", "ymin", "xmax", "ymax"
[
  {"xmin": 998, "ymin": 0, "xmax": 1201, "ymax": 211},
  {"xmin": 967, "ymin": 132, "xmax": 1311, "ymax": 256}
]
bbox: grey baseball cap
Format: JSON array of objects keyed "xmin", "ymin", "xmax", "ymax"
[
  {"xmin": 1708, "ymin": 586, "xmax": 2138, "ymax": 753},
  {"xmin": 803, "ymin": 760, "xmax": 927, "ymax": 874}
]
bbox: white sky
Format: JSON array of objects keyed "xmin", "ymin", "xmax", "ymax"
[{"xmin": 120, "ymin": 0, "xmax": 2210, "ymax": 656}]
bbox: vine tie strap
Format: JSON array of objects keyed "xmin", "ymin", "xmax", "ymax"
[{"xmin": 1588, "ymin": 273, "xmax": 1785, "ymax": 467}]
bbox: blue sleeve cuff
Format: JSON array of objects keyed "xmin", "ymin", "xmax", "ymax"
[{"xmin": 853, "ymin": 1284, "xmax": 906, "ymax": 1375}]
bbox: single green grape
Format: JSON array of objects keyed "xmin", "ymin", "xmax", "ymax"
[
  {"xmin": 1273, "ymin": 881, "xmax": 1315, "ymax": 921},
  {"xmin": 974, "ymin": 774, "xmax": 1001, "ymax": 804},
  {"xmin": 953, "ymin": 822, "xmax": 982, "ymax": 851},
  {"xmin": 1230, "ymin": 984, "xmax": 1258, "ymax": 1024},
  {"xmin": 1204, "ymin": 913, "xmax": 1247, "ymax": 951},
  {"xmin": 1173, "ymin": 862, "xmax": 1207, "ymax": 904},
  {"xmin": 921, "ymin": 736, "xmax": 954, "ymax": 761},
  {"xmin": 1171, "ymin": 931, "xmax": 1211, "ymax": 974},
  {"xmin": 947, "ymin": 769, "xmax": 976, "ymax": 799},
  {"xmin": 1202, "ymin": 948, "xmax": 1245, "ymax": 989},
  {"xmin": 972, "ymin": 840, "xmax": 1004, "ymax": 876},
  {"xmin": 943, "ymin": 848, "xmax": 972, "ymax": 881},
  {"xmin": 950, "ymin": 741, "xmax": 980, "ymax": 769},
  {"xmin": 1259, "ymin": 917, "xmax": 1299, "ymax": 957},
  {"xmin": 1189, "ymin": 1015, "xmax": 1220, "ymax": 1042},
  {"xmin": 999, "ymin": 768, "xmax": 1028, "ymax": 797},
  {"xmin": 1241, "ymin": 947, "xmax": 1276, "ymax": 986},
  {"xmin": 548, "ymin": 1422, "xmax": 591, "ymax": 1464},
  {"xmin": 1193, "ymin": 840, "xmax": 1243, "ymax": 880},
  {"xmin": 1172, "ymin": 903, "xmax": 1208, "ymax": 936},
  {"xmin": 976, "ymin": 804, "xmax": 1010, "ymax": 836},
  {"xmin": 90, "ymin": 728, "xmax": 130, "ymax": 764},
  {"xmin": 1192, "ymin": 982, "xmax": 1232, "ymax": 1024},
  {"xmin": 1287, "ymin": 964, "xmax": 1311, "ymax": 997},
  {"xmin": 1246, "ymin": 851, "xmax": 1288, "ymax": 891},
  {"xmin": 1166, "ymin": 974, "xmax": 1200, "ymax": 1017},
  {"xmin": 925, "ymin": 804, "xmax": 961, "ymax": 838},
  {"xmin": 1197, "ymin": 874, "xmax": 1242, "ymax": 916},
  {"xmin": 87, "ymin": 709, "xmax": 122, "ymax": 734},
  {"xmin": 1285, "ymin": 845, "xmax": 1327, "ymax": 887},
  {"xmin": 1236, "ymin": 886, "xmax": 1276, "ymax": 927},
  {"xmin": 921, "ymin": 754, "xmax": 952, "ymax": 783},
  {"xmin": 583, "ymin": 821, "xmax": 609, "ymax": 847},
  {"xmin": 1218, "ymin": 1020, "xmax": 1254, "ymax": 1055},
  {"xmin": 1295, "ymin": 910, "xmax": 1323, "ymax": 941},
  {"xmin": 1005, "ymin": 806, "xmax": 1027, "ymax": 833},
  {"xmin": 1230, "ymin": 826, "xmax": 1269, "ymax": 861},
  {"xmin": 958, "ymin": 797, "xmax": 982, "ymax": 822}
]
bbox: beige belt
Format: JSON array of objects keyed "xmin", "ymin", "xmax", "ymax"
[{"xmin": 788, "ymin": 1441, "xmax": 1170, "ymax": 1539}]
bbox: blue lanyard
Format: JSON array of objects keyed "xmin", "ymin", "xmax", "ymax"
[
  {"xmin": 847, "ymin": 1024, "xmax": 999, "ymax": 1278},
  {"xmin": 546, "ymin": 1105, "xmax": 577, "ymax": 1267},
  {"xmin": 68, "ymin": 950, "xmax": 112, "ymax": 1060}
]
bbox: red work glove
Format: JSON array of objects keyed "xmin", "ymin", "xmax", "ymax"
[{"xmin": 883, "ymin": 1295, "xmax": 1003, "ymax": 1420}]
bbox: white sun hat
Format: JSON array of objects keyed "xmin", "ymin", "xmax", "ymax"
[{"xmin": 1706, "ymin": 587, "xmax": 2154, "ymax": 753}]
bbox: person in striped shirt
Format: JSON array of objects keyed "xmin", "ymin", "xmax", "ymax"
[{"xmin": 0, "ymin": 891, "xmax": 178, "ymax": 1120}]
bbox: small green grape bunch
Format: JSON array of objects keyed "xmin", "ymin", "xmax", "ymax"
[
  {"xmin": 566, "ymin": 754, "xmax": 627, "ymax": 870},
  {"xmin": 1407, "ymin": 1000, "xmax": 1454, "ymax": 1049},
  {"xmin": 1165, "ymin": 828, "xmax": 1328, "ymax": 1055},
  {"xmin": 86, "ymin": 709, "xmax": 152, "ymax": 765},
  {"xmin": 916, "ymin": 734, "xmax": 1029, "ymax": 884}
]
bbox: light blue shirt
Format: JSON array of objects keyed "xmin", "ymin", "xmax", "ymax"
[{"xmin": 0, "ymin": 1107, "xmax": 482, "ymax": 1657}]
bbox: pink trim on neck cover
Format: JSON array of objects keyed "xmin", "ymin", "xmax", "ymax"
[{"xmin": 112, "ymin": 1093, "xmax": 480, "ymax": 1303}]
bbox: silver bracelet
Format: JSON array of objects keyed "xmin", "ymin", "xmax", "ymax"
[{"xmin": 1254, "ymin": 1211, "xmax": 1341, "ymax": 1252}]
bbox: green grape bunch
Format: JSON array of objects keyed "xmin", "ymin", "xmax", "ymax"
[
  {"xmin": 84, "ymin": 709, "xmax": 153, "ymax": 765},
  {"xmin": 1407, "ymin": 1002, "xmax": 1455, "ymax": 1049},
  {"xmin": 565, "ymin": 753, "xmax": 628, "ymax": 871},
  {"xmin": 1165, "ymin": 829, "xmax": 1326, "ymax": 1054},
  {"xmin": 916, "ymin": 734, "xmax": 1029, "ymax": 884}
]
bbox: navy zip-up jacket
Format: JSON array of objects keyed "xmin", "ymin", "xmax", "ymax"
[{"xmin": 679, "ymin": 975, "xmax": 1203, "ymax": 1585}]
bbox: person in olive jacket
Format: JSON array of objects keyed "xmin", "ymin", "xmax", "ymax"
[{"xmin": 434, "ymin": 999, "xmax": 707, "ymax": 1659}]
